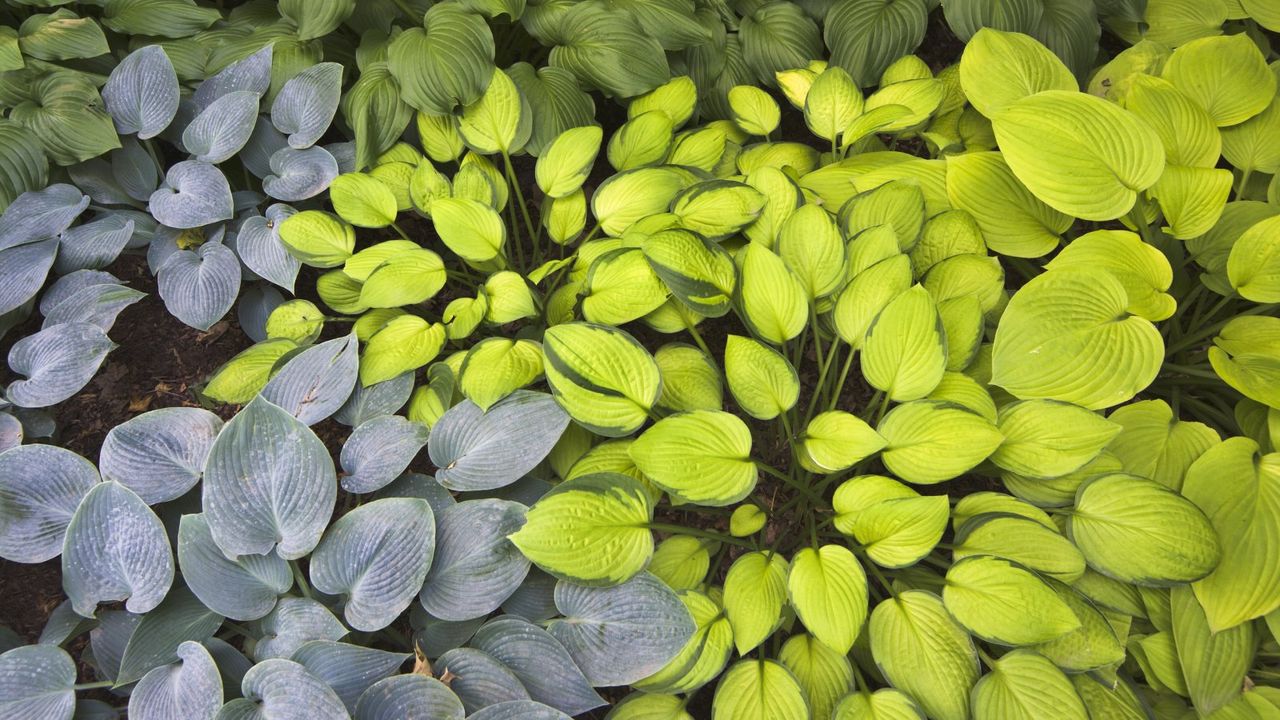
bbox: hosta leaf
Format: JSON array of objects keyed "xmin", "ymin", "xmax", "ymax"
[
  {"xmin": 459, "ymin": 338, "xmax": 544, "ymax": 411},
  {"xmin": 192, "ymin": 45, "xmax": 272, "ymax": 110},
  {"xmin": 342, "ymin": 63, "xmax": 413, "ymax": 172},
  {"xmin": 12, "ymin": 71, "xmax": 120, "ymax": 166},
  {"xmin": 1045, "ymin": 229, "xmax": 1176, "ymax": 321},
  {"xmin": 0, "ymin": 237, "xmax": 57, "ymax": 314},
  {"xmin": 507, "ymin": 64, "xmax": 596, "ymax": 157},
  {"xmin": 736, "ymin": 242, "xmax": 808, "ymax": 345},
  {"xmin": 55, "ymin": 216, "xmax": 135, "ymax": 275},
  {"xmin": 102, "ymin": 45, "xmax": 180, "ymax": 140},
  {"xmin": 869, "ymin": 591, "xmax": 979, "ymax": 720},
  {"xmin": 832, "ymin": 688, "xmax": 925, "ymax": 719},
  {"xmin": 861, "ymin": 285, "xmax": 947, "ymax": 401},
  {"xmin": 469, "ymin": 700, "xmax": 572, "ymax": 720},
  {"xmin": 219, "ymin": 659, "xmax": 347, "ymax": 719},
  {"xmin": 943, "ymin": 556, "xmax": 1079, "ymax": 645},
  {"xmin": 17, "ymin": 10, "xmax": 107, "ymax": 61},
  {"xmin": 592, "ymin": 166, "xmax": 693, "ymax": 236},
  {"xmin": 542, "ymin": 323, "xmax": 661, "ymax": 437},
  {"xmin": 62, "ymin": 481, "xmax": 173, "ymax": 617},
  {"xmin": 460, "ymin": 68, "xmax": 530, "ymax": 155},
  {"xmin": 642, "ymin": 229, "xmax": 736, "ymax": 318},
  {"xmin": 1069, "ymin": 473, "xmax": 1221, "ymax": 586},
  {"xmin": 388, "ymin": 4, "xmax": 495, "ymax": 115},
  {"xmin": 309, "ymin": 498, "xmax": 435, "ymax": 631},
  {"xmin": 787, "ymin": 546, "xmax": 867, "ymax": 655},
  {"xmin": 959, "ymin": 28, "xmax": 1076, "ymax": 117},
  {"xmin": 536, "ymin": 125, "xmax": 602, "ymax": 197},
  {"xmin": 330, "ymin": 172, "xmax": 398, "ymax": 229},
  {"xmin": 549, "ymin": 573, "xmax": 694, "ymax": 686},
  {"xmin": 429, "ymin": 390, "xmax": 568, "ymax": 491},
  {"xmin": 254, "ymin": 598, "xmax": 347, "ymax": 661},
  {"xmin": 1228, "ymin": 215, "xmax": 1280, "ymax": 303},
  {"xmin": 0, "ymin": 122, "xmax": 50, "ymax": 214},
  {"xmin": 279, "ymin": 210, "xmax": 355, "ymax": 269},
  {"xmin": 1171, "ymin": 585, "xmax": 1254, "ymax": 714},
  {"xmin": 279, "ymin": 0, "xmax": 356, "ymax": 40},
  {"xmin": 0, "ymin": 645, "xmax": 75, "ymax": 720},
  {"xmin": 991, "ymin": 400, "xmax": 1121, "ymax": 479},
  {"xmin": 261, "ymin": 334, "xmax": 359, "ymax": 425},
  {"xmin": 339, "ymin": 415, "xmax": 429, "ymax": 494},
  {"xmin": 263, "ymin": 146, "xmax": 339, "ymax": 202},
  {"xmin": 291, "ymin": 641, "xmax": 409, "ymax": 712},
  {"xmin": 549, "ymin": 3, "xmax": 669, "ymax": 98},
  {"xmin": 203, "ymin": 396, "xmax": 337, "ymax": 560},
  {"xmin": 158, "ymin": 242, "xmax": 240, "ymax": 331},
  {"xmin": 630, "ymin": 411, "xmax": 755, "ymax": 506},
  {"xmin": 724, "ymin": 335, "xmax": 798, "ymax": 420},
  {"xmin": 712, "ymin": 659, "xmax": 808, "ymax": 720},
  {"xmin": 420, "ymin": 499, "xmax": 530, "ymax": 621},
  {"xmin": 992, "ymin": 269, "xmax": 1163, "ymax": 410},
  {"xmin": 944, "ymin": 151, "xmax": 1068, "ymax": 258},
  {"xmin": 778, "ymin": 634, "xmax": 853, "ymax": 720},
  {"xmin": 581, "ymin": 248, "xmax": 669, "ymax": 325},
  {"xmin": 0, "ymin": 444, "xmax": 98, "ymax": 563},
  {"xmin": 100, "ymin": 407, "xmax": 222, "ymax": 504},
  {"xmin": 953, "ymin": 515, "xmax": 1084, "ymax": 582},
  {"xmin": 7, "ymin": 321, "xmax": 116, "ymax": 408},
  {"xmin": 361, "ymin": 316, "xmax": 446, "ymax": 386},
  {"xmin": 335, "ymin": 372, "xmax": 413, "ymax": 427},
  {"xmin": 128, "ymin": 640, "xmax": 221, "ymax": 720},
  {"xmin": 114, "ymin": 588, "xmax": 224, "ymax": 691},
  {"xmin": 101, "ymin": 0, "xmax": 220, "ymax": 39},
  {"xmin": 970, "ymin": 649, "xmax": 1087, "ymax": 720},
  {"xmin": 177, "ymin": 514, "xmax": 290, "ymax": 622},
  {"xmin": 724, "ymin": 551, "xmax": 790, "ymax": 655},
  {"xmin": 149, "ymin": 161, "xmax": 233, "ymax": 229},
  {"xmin": 508, "ymin": 473, "xmax": 654, "ymax": 586},
  {"xmin": 203, "ymin": 339, "xmax": 297, "ymax": 405},
  {"xmin": 182, "ymin": 91, "xmax": 258, "ymax": 164},
  {"xmin": 434, "ymin": 648, "xmax": 530, "ymax": 713},
  {"xmin": 431, "ymin": 197, "xmax": 506, "ymax": 263},
  {"xmin": 470, "ymin": 617, "xmax": 605, "ymax": 715},
  {"xmin": 825, "ymin": 0, "xmax": 929, "ymax": 87},
  {"xmin": 1163, "ymin": 34, "xmax": 1275, "ymax": 127},
  {"xmin": 877, "ymin": 400, "xmax": 1004, "ymax": 484},
  {"xmin": 353, "ymin": 674, "xmax": 465, "ymax": 720}
]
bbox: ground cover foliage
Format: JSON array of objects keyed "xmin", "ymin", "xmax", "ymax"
[{"xmin": 0, "ymin": 0, "xmax": 1279, "ymax": 718}]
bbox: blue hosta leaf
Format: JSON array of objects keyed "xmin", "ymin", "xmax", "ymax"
[
  {"xmin": 62, "ymin": 480, "xmax": 174, "ymax": 617},
  {"xmin": 470, "ymin": 617, "xmax": 605, "ymax": 715},
  {"xmin": 67, "ymin": 159, "xmax": 137, "ymax": 207},
  {"xmin": 262, "ymin": 146, "xmax": 338, "ymax": 202},
  {"xmin": 260, "ymin": 334, "xmax": 359, "ymax": 426},
  {"xmin": 0, "ymin": 237, "xmax": 58, "ymax": 315},
  {"xmin": 309, "ymin": 498, "xmax": 435, "ymax": 631},
  {"xmin": 112, "ymin": 137, "xmax": 160, "ymax": 202},
  {"xmin": 434, "ymin": 648, "xmax": 530, "ymax": 713},
  {"xmin": 548, "ymin": 572, "xmax": 694, "ymax": 686},
  {"xmin": 39, "ymin": 269, "xmax": 119, "ymax": 315},
  {"xmin": 0, "ymin": 413, "xmax": 20, "ymax": 453},
  {"xmin": 204, "ymin": 637, "xmax": 252, "ymax": 700},
  {"xmin": 116, "ymin": 586, "xmax": 224, "ymax": 686},
  {"xmin": 242, "ymin": 118, "xmax": 291, "ymax": 179},
  {"xmin": 271, "ymin": 63, "xmax": 343, "ymax": 149},
  {"xmin": 149, "ymin": 161, "xmax": 234, "ymax": 229},
  {"xmin": 254, "ymin": 598, "xmax": 348, "ymax": 662},
  {"xmin": 37, "ymin": 600, "xmax": 95, "ymax": 648},
  {"xmin": 237, "ymin": 284, "xmax": 284, "ymax": 343},
  {"xmin": 216, "ymin": 658, "xmax": 347, "ymax": 720},
  {"xmin": 413, "ymin": 612, "xmax": 483, "ymax": 657},
  {"xmin": 88, "ymin": 610, "xmax": 140, "ymax": 683},
  {"xmin": 0, "ymin": 444, "xmax": 98, "ymax": 563},
  {"xmin": 501, "ymin": 568, "xmax": 558, "ymax": 623},
  {"xmin": 128, "ymin": 640, "xmax": 222, "ymax": 720},
  {"xmin": 42, "ymin": 283, "xmax": 144, "ymax": 334},
  {"xmin": 0, "ymin": 184, "xmax": 87, "ymax": 251},
  {"xmin": 7, "ymin": 321, "xmax": 116, "ymax": 408},
  {"xmin": 469, "ymin": 701, "xmax": 572, "ymax": 720},
  {"xmin": 56, "ymin": 215, "xmax": 135, "ymax": 273},
  {"xmin": 353, "ymin": 674, "xmax": 464, "ymax": 720},
  {"xmin": 429, "ymin": 390, "xmax": 569, "ymax": 491},
  {"xmin": 376, "ymin": 472, "xmax": 456, "ymax": 516},
  {"xmin": 182, "ymin": 91, "xmax": 259, "ymax": 164},
  {"xmin": 236, "ymin": 207, "xmax": 299, "ymax": 292},
  {"xmin": 177, "ymin": 514, "xmax": 291, "ymax": 622},
  {"xmin": 327, "ymin": 142, "xmax": 357, "ymax": 174},
  {"xmin": 158, "ymin": 241, "xmax": 240, "ymax": 331},
  {"xmin": 0, "ymin": 644, "xmax": 75, "ymax": 720},
  {"xmin": 74, "ymin": 699, "xmax": 118, "ymax": 719},
  {"xmin": 203, "ymin": 396, "xmax": 336, "ymax": 560},
  {"xmin": 192, "ymin": 45, "xmax": 273, "ymax": 111},
  {"xmin": 334, "ymin": 372, "xmax": 413, "ymax": 427},
  {"xmin": 420, "ymin": 499, "xmax": 529, "ymax": 621},
  {"xmin": 102, "ymin": 45, "xmax": 180, "ymax": 140},
  {"xmin": 290, "ymin": 641, "xmax": 409, "ymax": 712},
  {"xmin": 339, "ymin": 415, "xmax": 430, "ymax": 493},
  {"xmin": 100, "ymin": 407, "xmax": 222, "ymax": 504}
]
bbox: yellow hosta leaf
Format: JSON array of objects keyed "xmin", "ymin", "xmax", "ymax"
[
  {"xmin": 736, "ymin": 242, "xmax": 808, "ymax": 345},
  {"xmin": 959, "ymin": 28, "xmax": 1076, "ymax": 118},
  {"xmin": 787, "ymin": 545, "xmax": 868, "ymax": 654},
  {"xmin": 630, "ymin": 410, "xmax": 755, "ymax": 506},
  {"xmin": 1163, "ymin": 33, "xmax": 1276, "ymax": 127},
  {"xmin": 723, "ymin": 551, "xmax": 790, "ymax": 654},
  {"xmin": 330, "ymin": 172, "xmax": 399, "ymax": 228},
  {"xmin": 861, "ymin": 285, "xmax": 947, "ymax": 402},
  {"xmin": 536, "ymin": 125, "xmax": 603, "ymax": 197}
]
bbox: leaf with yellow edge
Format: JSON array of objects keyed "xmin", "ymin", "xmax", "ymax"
[
  {"xmin": 992, "ymin": 91, "xmax": 1164, "ymax": 221},
  {"xmin": 959, "ymin": 28, "xmax": 1077, "ymax": 118},
  {"xmin": 735, "ymin": 242, "xmax": 808, "ymax": 345},
  {"xmin": 1228, "ymin": 214, "xmax": 1280, "ymax": 302},
  {"xmin": 432, "ymin": 198, "xmax": 506, "ymax": 263},
  {"xmin": 800, "ymin": 411, "xmax": 886, "ymax": 474},
  {"xmin": 723, "ymin": 551, "xmax": 789, "ymax": 654},
  {"xmin": 943, "ymin": 555, "xmax": 1080, "ymax": 645},
  {"xmin": 778, "ymin": 634, "xmax": 854, "ymax": 720},
  {"xmin": 582, "ymin": 248, "xmax": 670, "ymax": 325},
  {"xmin": 945, "ymin": 151, "xmax": 1069, "ymax": 258},
  {"xmin": 971, "ymin": 650, "xmax": 1088, "ymax": 720},
  {"xmin": 833, "ymin": 688, "xmax": 926, "ymax": 720},
  {"xmin": 329, "ymin": 172, "xmax": 398, "ymax": 228},
  {"xmin": 459, "ymin": 337, "xmax": 543, "ymax": 411},
  {"xmin": 629, "ymin": 411, "xmax": 755, "ymax": 506},
  {"xmin": 877, "ymin": 400, "xmax": 1004, "ymax": 484},
  {"xmin": 728, "ymin": 85, "xmax": 780, "ymax": 136},
  {"xmin": 360, "ymin": 315, "xmax": 446, "ymax": 386},
  {"xmin": 869, "ymin": 591, "xmax": 979, "ymax": 720},
  {"xmin": 508, "ymin": 473, "xmax": 654, "ymax": 586},
  {"xmin": 1163, "ymin": 34, "xmax": 1276, "ymax": 127},
  {"xmin": 458, "ymin": 67, "xmax": 529, "ymax": 155},
  {"xmin": 724, "ymin": 335, "xmax": 798, "ymax": 420},
  {"xmin": 543, "ymin": 322, "xmax": 661, "ymax": 437},
  {"xmin": 786, "ymin": 545, "xmax": 867, "ymax": 655},
  {"xmin": 1183, "ymin": 437, "xmax": 1280, "ymax": 631},
  {"xmin": 536, "ymin": 125, "xmax": 602, "ymax": 197},
  {"xmin": 643, "ymin": 229, "xmax": 736, "ymax": 318},
  {"xmin": 776, "ymin": 204, "xmax": 846, "ymax": 300},
  {"xmin": 861, "ymin": 285, "xmax": 947, "ymax": 402}
]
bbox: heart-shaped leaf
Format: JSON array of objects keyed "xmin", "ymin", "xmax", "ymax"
[
  {"xmin": 387, "ymin": 4, "xmax": 495, "ymax": 115},
  {"xmin": 260, "ymin": 333, "xmax": 359, "ymax": 426},
  {"xmin": 334, "ymin": 373, "xmax": 413, "ymax": 428},
  {"xmin": 0, "ymin": 444, "xmax": 98, "ymax": 563},
  {"xmin": 236, "ymin": 206, "xmax": 300, "ymax": 292},
  {"xmin": 217, "ymin": 658, "xmax": 347, "ymax": 719},
  {"xmin": 429, "ymin": 390, "xmax": 569, "ymax": 491},
  {"xmin": 434, "ymin": 648, "xmax": 530, "ymax": 713},
  {"xmin": 420, "ymin": 499, "xmax": 530, "ymax": 621},
  {"xmin": 0, "ymin": 644, "xmax": 76, "ymax": 720},
  {"xmin": 148, "ymin": 160, "xmax": 234, "ymax": 229},
  {"xmin": 192, "ymin": 45, "xmax": 272, "ymax": 111},
  {"xmin": 0, "ymin": 238, "xmax": 59, "ymax": 315},
  {"xmin": 100, "ymin": 407, "xmax": 222, "ymax": 504},
  {"xmin": 56, "ymin": 215, "xmax": 135, "ymax": 274},
  {"xmin": 177, "ymin": 513, "xmax": 290, "ymax": 622},
  {"xmin": 7, "ymin": 321, "xmax": 116, "ymax": 408},
  {"xmin": 182, "ymin": 90, "xmax": 259, "ymax": 164},
  {"xmin": 39, "ymin": 269, "xmax": 121, "ymax": 315},
  {"xmin": 353, "ymin": 674, "xmax": 464, "ymax": 720},
  {"xmin": 101, "ymin": 45, "xmax": 180, "ymax": 139},
  {"xmin": 339, "ymin": 415, "xmax": 430, "ymax": 493},
  {"xmin": 469, "ymin": 617, "xmax": 605, "ymax": 715},
  {"xmin": 291, "ymin": 640, "xmax": 409, "ymax": 712},
  {"xmin": 271, "ymin": 63, "xmax": 343, "ymax": 149},
  {"xmin": 127, "ymin": 640, "xmax": 222, "ymax": 720},
  {"xmin": 0, "ymin": 184, "xmax": 88, "ymax": 251},
  {"xmin": 158, "ymin": 241, "xmax": 240, "ymax": 331},
  {"xmin": 254, "ymin": 598, "xmax": 348, "ymax": 662},
  {"xmin": 263, "ymin": 146, "xmax": 338, "ymax": 202}
]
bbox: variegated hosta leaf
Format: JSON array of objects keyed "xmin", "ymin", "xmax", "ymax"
[
  {"xmin": 149, "ymin": 160, "xmax": 234, "ymax": 229},
  {"xmin": 191, "ymin": 45, "xmax": 273, "ymax": 111},
  {"xmin": 157, "ymin": 241, "xmax": 241, "ymax": 331},
  {"xmin": 339, "ymin": 415, "xmax": 430, "ymax": 493},
  {"xmin": 291, "ymin": 640, "xmax": 409, "ymax": 712},
  {"xmin": 548, "ymin": 572, "xmax": 695, "ymax": 686},
  {"xmin": 102, "ymin": 45, "xmax": 180, "ymax": 140},
  {"xmin": 177, "ymin": 513, "xmax": 291, "ymax": 622},
  {"xmin": 469, "ymin": 616, "xmax": 605, "ymax": 716},
  {"xmin": 261, "ymin": 334, "xmax": 359, "ymax": 426},
  {"xmin": 6, "ymin": 321, "xmax": 116, "ymax": 408},
  {"xmin": 128, "ymin": 640, "xmax": 222, "ymax": 720},
  {"xmin": 0, "ymin": 238, "xmax": 58, "ymax": 315},
  {"xmin": 99, "ymin": 407, "xmax": 222, "ymax": 505},
  {"xmin": 182, "ymin": 90, "xmax": 259, "ymax": 164},
  {"xmin": 0, "ymin": 644, "xmax": 76, "ymax": 720},
  {"xmin": 236, "ymin": 207, "xmax": 300, "ymax": 293},
  {"xmin": 420, "ymin": 499, "xmax": 530, "ymax": 621},
  {"xmin": 0, "ymin": 184, "xmax": 88, "ymax": 251},
  {"xmin": 202, "ymin": 396, "xmax": 337, "ymax": 560},
  {"xmin": 271, "ymin": 63, "xmax": 343, "ymax": 149},
  {"xmin": 353, "ymin": 674, "xmax": 464, "ymax": 720},
  {"xmin": 62, "ymin": 480, "xmax": 174, "ymax": 617},
  {"xmin": 55, "ymin": 215, "xmax": 135, "ymax": 274},
  {"xmin": 309, "ymin": 498, "xmax": 436, "ymax": 631},
  {"xmin": 262, "ymin": 146, "xmax": 339, "ymax": 202},
  {"xmin": 254, "ymin": 597, "xmax": 348, "ymax": 662},
  {"xmin": 428, "ymin": 390, "xmax": 569, "ymax": 491},
  {"xmin": 0, "ymin": 444, "xmax": 99, "ymax": 563},
  {"xmin": 216, "ymin": 658, "xmax": 348, "ymax": 719},
  {"xmin": 434, "ymin": 647, "xmax": 531, "ymax": 713}
]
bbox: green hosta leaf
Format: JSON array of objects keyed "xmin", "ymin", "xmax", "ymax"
[
  {"xmin": 279, "ymin": 210, "xmax": 356, "ymax": 268},
  {"xmin": 0, "ymin": 28, "xmax": 18, "ymax": 73},
  {"xmin": 582, "ymin": 248, "xmax": 670, "ymax": 325},
  {"xmin": 279, "ymin": 0, "xmax": 356, "ymax": 40},
  {"xmin": 943, "ymin": 556, "xmax": 1079, "ymax": 645},
  {"xmin": 878, "ymin": 400, "xmax": 1004, "ymax": 483},
  {"xmin": 991, "ymin": 400, "xmax": 1121, "ymax": 479},
  {"xmin": 432, "ymin": 198, "xmax": 506, "ymax": 263},
  {"xmin": 992, "ymin": 91, "xmax": 1164, "ymax": 221},
  {"xmin": 508, "ymin": 473, "xmax": 654, "ymax": 586},
  {"xmin": 608, "ymin": 693, "xmax": 695, "ymax": 720},
  {"xmin": 944, "ymin": 151, "xmax": 1069, "ymax": 258},
  {"xmin": 1163, "ymin": 34, "xmax": 1276, "ymax": 127},
  {"xmin": 1070, "ymin": 674, "xmax": 1148, "ymax": 719},
  {"xmin": 869, "ymin": 590, "xmax": 979, "ymax": 720},
  {"xmin": 342, "ymin": 63, "xmax": 413, "ymax": 171},
  {"xmin": 1151, "ymin": 164, "xmax": 1233, "ymax": 242},
  {"xmin": 330, "ymin": 173, "xmax": 398, "ymax": 228},
  {"xmin": 630, "ymin": 76, "xmax": 697, "ymax": 128},
  {"xmin": 736, "ymin": 242, "xmax": 808, "ymax": 345},
  {"xmin": 543, "ymin": 322, "xmax": 661, "ymax": 437},
  {"xmin": 724, "ymin": 551, "xmax": 790, "ymax": 654},
  {"xmin": 800, "ymin": 411, "xmax": 886, "ymax": 473},
  {"xmin": 959, "ymin": 28, "xmax": 1076, "ymax": 117},
  {"xmin": 630, "ymin": 411, "xmax": 755, "ymax": 506},
  {"xmin": 1069, "ymin": 473, "xmax": 1222, "ymax": 586},
  {"xmin": 1121, "ymin": 73, "xmax": 1220, "ymax": 170},
  {"xmin": 1171, "ymin": 585, "xmax": 1255, "ymax": 715},
  {"xmin": 643, "ymin": 229, "xmax": 736, "ymax": 318},
  {"xmin": 0, "ymin": 122, "xmax": 49, "ymax": 213},
  {"xmin": 18, "ymin": 10, "xmax": 108, "ymax": 61},
  {"xmin": 100, "ymin": 0, "xmax": 219, "ymax": 38},
  {"xmin": 360, "ymin": 315, "xmax": 446, "ymax": 385},
  {"xmin": 1107, "ymin": 399, "xmax": 1219, "ymax": 491},
  {"xmin": 1045, "ymin": 230, "xmax": 1176, "ymax": 321},
  {"xmin": 861, "ymin": 285, "xmax": 947, "ymax": 402},
  {"xmin": 825, "ymin": 0, "xmax": 929, "ymax": 87},
  {"xmin": 971, "ymin": 650, "xmax": 1088, "ymax": 720},
  {"xmin": 536, "ymin": 125, "xmax": 602, "ymax": 197},
  {"xmin": 460, "ymin": 68, "xmax": 530, "ymax": 155},
  {"xmin": 787, "ymin": 545, "xmax": 868, "ymax": 654},
  {"xmin": 507, "ymin": 63, "xmax": 595, "ymax": 157},
  {"xmin": 549, "ymin": 3, "xmax": 670, "ymax": 98},
  {"xmin": 1183, "ymin": 437, "xmax": 1280, "ymax": 630},
  {"xmin": 387, "ymin": 4, "xmax": 495, "ymax": 115},
  {"xmin": 777, "ymin": 634, "xmax": 854, "ymax": 720},
  {"xmin": 724, "ymin": 335, "xmax": 798, "ymax": 420},
  {"xmin": 11, "ymin": 70, "xmax": 120, "ymax": 166},
  {"xmin": 992, "ymin": 269, "xmax": 1163, "ymax": 410},
  {"xmin": 712, "ymin": 659, "xmax": 808, "ymax": 720},
  {"xmin": 740, "ymin": 2, "xmax": 823, "ymax": 87}
]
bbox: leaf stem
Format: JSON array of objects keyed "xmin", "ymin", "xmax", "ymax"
[
  {"xmin": 501, "ymin": 150, "xmax": 540, "ymax": 261},
  {"xmin": 646, "ymin": 522, "xmax": 753, "ymax": 548},
  {"xmin": 74, "ymin": 681, "xmax": 114, "ymax": 691},
  {"xmin": 291, "ymin": 560, "xmax": 313, "ymax": 599}
]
